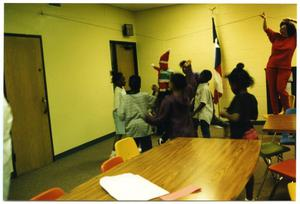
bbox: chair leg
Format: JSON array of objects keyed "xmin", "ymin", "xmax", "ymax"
[
  {"xmin": 270, "ymin": 154, "xmax": 283, "ymax": 180},
  {"xmin": 276, "ymin": 153, "xmax": 283, "ymax": 163},
  {"xmin": 268, "ymin": 176, "xmax": 283, "ymax": 200},
  {"xmin": 256, "ymin": 165, "xmax": 269, "ymax": 200},
  {"xmin": 263, "ymin": 157, "xmax": 272, "ymax": 166}
]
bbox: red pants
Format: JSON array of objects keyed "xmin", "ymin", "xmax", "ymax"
[{"xmin": 266, "ymin": 68, "xmax": 291, "ymax": 114}]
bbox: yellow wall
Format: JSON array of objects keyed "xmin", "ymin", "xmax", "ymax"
[
  {"xmin": 4, "ymin": 3, "xmax": 136, "ymax": 155},
  {"xmin": 4, "ymin": 4, "xmax": 297, "ymax": 155},
  {"xmin": 135, "ymin": 4, "xmax": 297, "ymax": 119}
]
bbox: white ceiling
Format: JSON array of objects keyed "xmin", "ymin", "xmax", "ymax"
[{"xmin": 109, "ymin": 4, "xmax": 175, "ymax": 11}]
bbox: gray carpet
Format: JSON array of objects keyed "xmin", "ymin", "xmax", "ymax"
[{"xmin": 8, "ymin": 125, "xmax": 295, "ymax": 201}]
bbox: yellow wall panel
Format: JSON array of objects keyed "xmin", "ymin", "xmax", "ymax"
[
  {"xmin": 135, "ymin": 4, "xmax": 297, "ymax": 119},
  {"xmin": 4, "ymin": 3, "xmax": 297, "ymax": 155},
  {"xmin": 4, "ymin": 3, "xmax": 136, "ymax": 155}
]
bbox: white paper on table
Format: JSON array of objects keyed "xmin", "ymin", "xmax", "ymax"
[{"xmin": 99, "ymin": 173, "xmax": 169, "ymax": 200}]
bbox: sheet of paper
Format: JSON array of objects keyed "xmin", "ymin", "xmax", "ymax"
[{"xmin": 99, "ymin": 173, "xmax": 169, "ymax": 200}]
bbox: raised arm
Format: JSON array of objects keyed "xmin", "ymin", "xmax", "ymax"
[
  {"xmin": 151, "ymin": 64, "xmax": 160, "ymax": 72},
  {"xmin": 259, "ymin": 12, "xmax": 267, "ymax": 31}
]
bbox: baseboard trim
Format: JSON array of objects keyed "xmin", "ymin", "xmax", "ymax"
[
  {"xmin": 54, "ymin": 132, "xmax": 115, "ymax": 160},
  {"xmin": 54, "ymin": 121, "xmax": 265, "ymax": 160}
]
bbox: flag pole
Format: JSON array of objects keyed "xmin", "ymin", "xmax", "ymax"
[{"xmin": 211, "ymin": 7, "xmax": 222, "ymax": 118}]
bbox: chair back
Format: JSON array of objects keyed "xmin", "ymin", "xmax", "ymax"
[
  {"xmin": 269, "ymin": 159, "xmax": 296, "ymax": 180},
  {"xmin": 100, "ymin": 156, "xmax": 124, "ymax": 173},
  {"xmin": 288, "ymin": 182, "xmax": 296, "ymax": 201},
  {"xmin": 280, "ymin": 108, "xmax": 296, "ymax": 145},
  {"xmin": 30, "ymin": 187, "xmax": 64, "ymax": 200},
  {"xmin": 115, "ymin": 137, "xmax": 140, "ymax": 161},
  {"xmin": 286, "ymin": 108, "xmax": 296, "ymax": 115}
]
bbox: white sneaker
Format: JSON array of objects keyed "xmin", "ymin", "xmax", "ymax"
[
  {"xmin": 244, "ymin": 198, "xmax": 254, "ymax": 201},
  {"xmin": 138, "ymin": 147, "xmax": 142, "ymax": 152},
  {"xmin": 158, "ymin": 138, "xmax": 163, "ymax": 145}
]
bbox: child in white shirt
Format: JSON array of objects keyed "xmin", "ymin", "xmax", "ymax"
[{"xmin": 193, "ymin": 70, "xmax": 213, "ymax": 138}]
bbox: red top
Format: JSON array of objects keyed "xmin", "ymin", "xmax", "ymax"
[{"xmin": 265, "ymin": 28, "xmax": 296, "ymax": 69}]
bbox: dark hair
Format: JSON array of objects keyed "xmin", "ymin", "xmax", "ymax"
[
  {"xmin": 280, "ymin": 21, "xmax": 296, "ymax": 37},
  {"xmin": 200, "ymin": 70, "xmax": 212, "ymax": 83},
  {"xmin": 110, "ymin": 71, "xmax": 124, "ymax": 85},
  {"xmin": 226, "ymin": 63, "xmax": 254, "ymax": 89},
  {"xmin": 179, "ymin": 60, "xmax": 187, "ymax": 68},
  {"xmin": 170, "ymin": 73, "xmax": 187, "ymax": 91},
  {"xmin": 129, "ymin": 75, "xmax": 141, "ymax": 91}
]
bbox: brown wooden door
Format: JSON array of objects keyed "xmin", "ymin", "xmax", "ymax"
[
  {"xmin": 116, "ymin": 44, "xmax": 135, "ymax": 90},
  {"xmin": 110, "ymin": 42, "xmax": 138, "ymax": 90},
  {"xmin": 4, "ymin": 34, "xmax": 53, "ymax": 175}
]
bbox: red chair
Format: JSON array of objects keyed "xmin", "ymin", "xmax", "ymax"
[
  {"xmin": 268, "ymin": 159, "xmax": 296, "ymax": 199},
  {"xmin": 30, "ymin": 187, "xmax": 64, "ymax": 200},
  {"xmin": 100, "ymin": 156, "xmax": 124, "ymax": 173}
]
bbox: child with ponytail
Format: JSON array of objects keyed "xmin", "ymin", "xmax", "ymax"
[{"xmin": 220, "ymin": 62, "xmax": 258, "ymax": 201}]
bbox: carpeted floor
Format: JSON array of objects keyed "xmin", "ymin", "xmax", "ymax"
[{"xmin": 8, "ymin": 125, "xmax": 295, "ymax": 201}]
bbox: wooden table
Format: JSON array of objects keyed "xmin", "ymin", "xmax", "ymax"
[
  {"xmin": 263, "ymin": 114, "xmax": 296, "ymax": 133},
  {"xmin": 59, "ymin": 137, "xmax": 261, "ymax": 201}
]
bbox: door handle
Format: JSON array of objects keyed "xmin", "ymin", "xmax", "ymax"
[{"xmin": 42, "ymin": 97, "xmax": 48, "ymax": 114}]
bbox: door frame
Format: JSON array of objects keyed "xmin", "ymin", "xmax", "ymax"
[
  {"xmin": 4, "ymin": 33, "xmax": 55, "ymax": 175},
  {"xmin": 109, "ymin": 41, "xmax": 139, "ymax": 75}
]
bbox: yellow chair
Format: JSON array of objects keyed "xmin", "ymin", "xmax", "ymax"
[
  {"xmin": 115, "ymin": 137, "xmax": 140, "ymax": 161},
  {"xmin": 288, "ymin": 182, "xmax": 296, "ymax": 201}
]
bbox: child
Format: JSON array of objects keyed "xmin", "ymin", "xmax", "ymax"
[
  {"xmin": 193, "ymin": 70, "xmax": 214, "ymax": 138},
  {"xmin": 145, "ymin": 73, "xmax": 196, "ymax": 143},
  {"xmin": 118, "ymin": 75, "xmax": 156, "ymax": 152},
  {"xmin": 220, "ymin": 62, "xmax": 258, "ymax": 201},
  {"xmin": 110, "ymin": 71, "xmax": 126, "ymax": 155}
]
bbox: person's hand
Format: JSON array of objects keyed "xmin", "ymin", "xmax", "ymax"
[
  {"xmin": 152, "ymin": 84, "xmax": 158, "ymax": 92},
  {"xmin": 283, "ymin": 18, "xmax": 297, "ymax": 23},
  {"xmin": 184, "ymin": 60, "xmax": 192, "ymax": 68},
  {"xmin": 220, "ymin": 109, "xmax": 227, "ymax": 118},
  {"xmin": 144, "ymin": 113, "xmax": 152, "ymax": 123},
  {"xmin": 259, "ymin": 12, "xmax": 266, "ymax": 19},
  {"xmin": 152, "ymin": 64, "xmax": 160, "ymax": 70}
]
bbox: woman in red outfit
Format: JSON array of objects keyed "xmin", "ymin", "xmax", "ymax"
[{"xmin": 260, "ymin": 12, "xmax": 297, "ymax": 114}]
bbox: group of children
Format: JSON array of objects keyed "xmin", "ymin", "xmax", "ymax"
[
  {"xmin": 110, "ymin": 13, "xmax": 298, "ymax": 201},
  {"xmin": 111, "ymin": 60, "xmax": 258, "ymax": 145},
  {"xmin": 111, "ymin": 60, "xmax": 258, "ymax": 200}
]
